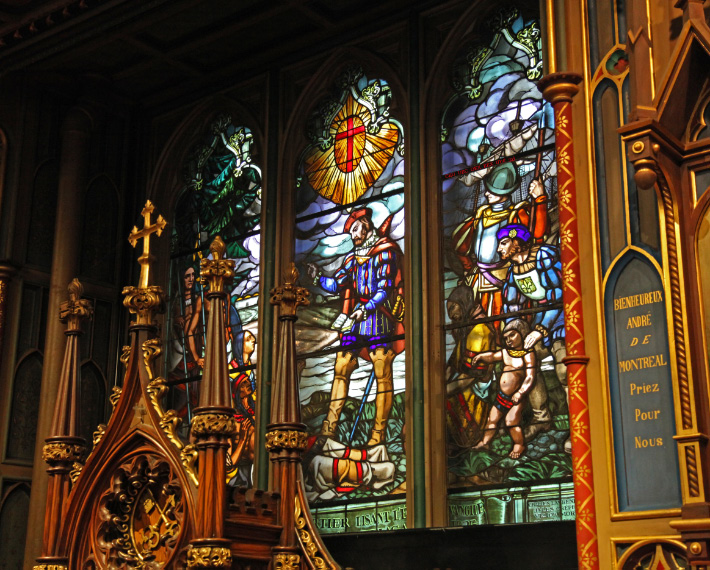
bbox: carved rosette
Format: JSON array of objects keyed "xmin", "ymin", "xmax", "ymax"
[
  {"xmin": 186, "ymin": 546, "xmax": 232, "ymax": 568},
  {"xmin": 265, "ymin": 430, "xmax": 308, "ymax": 452},
  {"xmin": 191, "ymin": 413, "xmax": 237, "ymax": 438},
  {"xmin": 42, "ymin": 442, "xmax": 84, "ymax": 465},
  {"xmin": 94, "ymin": 454, "xmax": 184, "ymax": 569},
  {"xmin": 122, "ymin": 285, "xmax": 165, "ymax": 326},
  {"xmin": 274, "ymin": 553, "xmax": 301, "ymax": 570}
]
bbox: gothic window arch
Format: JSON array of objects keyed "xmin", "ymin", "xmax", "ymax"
[
  {"xmin": 439, "ymin": 4, "xmax": 574, "ymax": 524},
  {"xmin": 293, "ymin": 64, "xmax": 408, "ymax": 530},
  {"xmin": 0, "ymin": 482, "xmax": 31, "ymax": 570},
  {"xmin": 166, "ymin": 114, "xmax": 262, "ymax": 488}
]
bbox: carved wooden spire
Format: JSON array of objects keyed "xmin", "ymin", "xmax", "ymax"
[
  {"xmin": 36, "ymin": 278, "xmax": 93, "ymax": 570},
  {"xmin": 187, "ymin": 236, "xmax": 237, "ymax": 570},
  {"xmin": 267, "ymin": 264, "xmax": 310, "ymax": 570}
]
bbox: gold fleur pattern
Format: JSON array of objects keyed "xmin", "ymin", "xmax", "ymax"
[
  {"xmin": 186, "ymin": 546, "xmax": 232, "ymax": 568},
  {"xmin": 548, "ymin": 89, "xmax": 599, "ymax": 570},
  {"xmin": 274, "ymin": 553, "xmax": 301, "ymax": 570}
]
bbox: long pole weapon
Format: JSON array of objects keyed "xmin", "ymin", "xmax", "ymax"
[{"xmin": 348, "ymin": 368, "xmax": 377, "ymax": 445}]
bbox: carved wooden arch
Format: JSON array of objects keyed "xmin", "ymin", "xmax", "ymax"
[
  {"xmin": 275, "ymin": 43, "xmax": 409, "ymax": 281},
  {"xmin": 57, "ymin": 305, "xmax": 199, "ymax": 570},
  {"xmin": 63, "ymin": 428, "xmax": 196, "ymax": 570}
]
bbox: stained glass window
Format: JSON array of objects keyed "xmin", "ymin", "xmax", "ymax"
[
  {"xmin": 167, "ymin": 115, "xmax": 261, "ymax": 488},
  {"xmin": 295, "ymin": 66, "xmax": 406, "ymax": 532},
  {"xmin": 440, "ymin": 6, "xmax": 573, "ymax": 523}
]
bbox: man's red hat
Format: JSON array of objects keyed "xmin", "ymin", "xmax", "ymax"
[{"xmin": 343, "ymin": 207, "xmax": 373, "ymax": 232}]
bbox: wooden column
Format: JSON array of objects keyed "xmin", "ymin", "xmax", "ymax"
[
  {"xmin": 187, "ymin": 236, "xmax": 236, "ymax": 570},
  {"xmin": 538, "ymin": 72, "xmax": 600, "ymax": 570},
  {"xmin": 34, "ymin": 279, "xmax": 93, "ymax": 570},
  {"xmin": 25, "ymin": 105, "xmax": 93, "ymax": 569},
  {"xmin": 268, "ymin": 265, "xmax": 309, "ymax": 570}
]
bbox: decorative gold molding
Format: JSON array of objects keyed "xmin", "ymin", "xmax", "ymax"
[
  {"xmin": 159, "ymin": 410, "xmax": 184, "ymax": 450},
  {"xmin": 142, "ymin": 337, "xmax": 162, "ymax": 379},
  {"xmin": 109, "ymin": 386, "xmax": 122, "ymax": 411},
  {"xmin": 191, "ymin": 413, "xmax": 237, "ymax": 438},
  {"xmin": 122, "ymin": 285, "xmax": 165, "ymax": 326},
  {"xmin": 186, "ymin": 546, "xmax": 232, "ymax": 568},
  {"xmin": 120, "ymin": 344, "xmax": 131, "ymax": 367},
  {"xmin": 146, "ymin": 377, "xmax": 168, "ymax": 408},
  {"xmin": 69, "ymin": 461, "xmax": 82, "ymax": 484},
  {"xmin": 33, "ymin": 564, "xmax": 67, "ymax": 570},
  {"xmin": 180, "ymin": 444, "xmax": 198, "ymax": 484},
  {"xmin": 265, "ymin": 430, "xmax": 308, "ymax": 452},
  {"xmin": 295, "ymin": 495, "xmax": 329, "ymax": 570},
  {"xmin": 42, "ymin": 442, "xmax": 84, "ymax": 464},
  {"xmin": 274, "ymin": 553, "xmax": 301, "ymax": 570},
  {"xmin": 92, "ymin": 424, "xmax": 106, "ymax": 448}
]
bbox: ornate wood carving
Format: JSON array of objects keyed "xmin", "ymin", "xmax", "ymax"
[{"xmin": 95, "ymin": 454, "xmax": 184, "ymax": 569}]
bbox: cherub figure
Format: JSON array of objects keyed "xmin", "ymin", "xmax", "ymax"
[{"xmin": 472, "ymin": 318, "xmax": 536, "ymax": 458}]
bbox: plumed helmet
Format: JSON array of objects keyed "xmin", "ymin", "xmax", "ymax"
[{"xmin": 483, "ymin": 162, "xmax": 520, "ymax": 196}]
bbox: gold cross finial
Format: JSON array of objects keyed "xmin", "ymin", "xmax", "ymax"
[{"xmin": 128, "ymin": 200, "xmax": 167, "ymax": 289}]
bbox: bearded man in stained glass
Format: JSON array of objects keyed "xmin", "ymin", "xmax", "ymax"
[{"xmin": 308, "ymin": 207, "xmax": 404, "ymax": 446}]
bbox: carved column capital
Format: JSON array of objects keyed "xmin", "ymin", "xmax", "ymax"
[
  {"xmin": 41, "ymin": 440, "xmax": 85, "ymax": 466},
  {"xmin": 538, "ymin": 71, "xmax": 583, "ymax": 105},
  {"xmin": 191, "ymin": 411, "xmax": 237, "ymax": 439},
  {"xmin": 122, "ymin": 285, "xmax": 165, "ymax": 325},
  {"xmin": 265, "ymin": 428, "xmax": 308, "ymax": 452}
]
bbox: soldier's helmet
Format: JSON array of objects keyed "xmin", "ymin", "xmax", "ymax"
[{"xmin": 484, "ymin": 162, "xmax": 520, "ymax": 196}]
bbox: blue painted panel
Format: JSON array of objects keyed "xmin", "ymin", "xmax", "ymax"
[{"xmin": 605, "ymin": 255, "xmax": 681, "ymax": 511}]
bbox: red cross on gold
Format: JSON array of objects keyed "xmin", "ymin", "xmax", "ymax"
[
  {"xmin": 129, "ymin": 200, "xmax": 167, "ymax": 289},
  {"xmin": 335, "ymin": 115, "xmax": 365, "ymax": 173}
]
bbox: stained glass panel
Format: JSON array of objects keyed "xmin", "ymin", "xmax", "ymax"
[
  {"xmin": 295, "ymin": 67, "xmax": 406, "ymax": 519},
  {"xmin": 167, "ymin": 115, "xmax": 261, "ymax": 487},
  {"xmin": 440, "ymin": 6, "xmax": 572, "ymax": 519}
]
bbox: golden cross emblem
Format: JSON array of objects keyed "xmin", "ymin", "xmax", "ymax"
[{"xmin": 128, "ymin": 201, "xmax": 166, "ymax": 289}]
